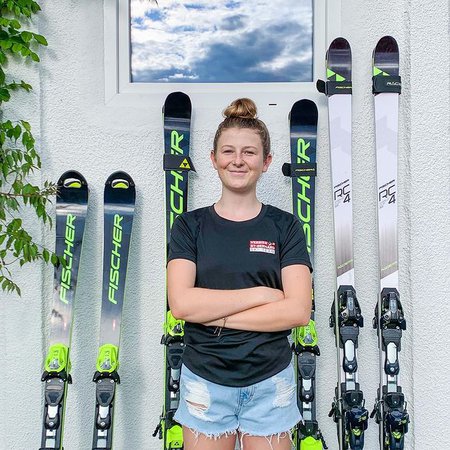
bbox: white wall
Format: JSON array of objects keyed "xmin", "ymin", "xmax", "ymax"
[{"xmin": 1, "ymin": 1, "xmax": 449, "ymax": 449}]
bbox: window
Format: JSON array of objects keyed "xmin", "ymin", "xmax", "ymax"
[
  {"xmin": 130, "ymin": 0, "xmax": 313, "ymax": 83},
  {"xmin": 105, "ymin": 0, "xmax": 341, "ymax": 106}
]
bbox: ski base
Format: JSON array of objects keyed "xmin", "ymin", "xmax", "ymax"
[
  {"xmin": 40, "ymin": 170, "xmax": 88, "ymax": 450},
  {"xmin": 92, "ymin": 171, "xmax": 135, "ymax": 450},
  {"xmin": 155, "ymin": 91, "xmax": 192, "ymax": 450},
  {"xmin": 372, "ymin": 36, "xmax": 409, "ymax": 450},
  {"xmin": 285, "ymin": 99, "xmax": 325, "ymax": 450}
]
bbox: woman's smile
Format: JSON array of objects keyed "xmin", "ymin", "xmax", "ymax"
[{"xmin": 211, "ymin": 127, "xmax": 272, "ymax": 193}]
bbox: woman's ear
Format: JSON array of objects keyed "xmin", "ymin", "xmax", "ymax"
[
  {"xmin": 210, "ymin": 149, "xmax": 218, "ymax": 170},
  {"xmin": 262, "ymin": 153, "xmax": 273, "ymax": 173}
]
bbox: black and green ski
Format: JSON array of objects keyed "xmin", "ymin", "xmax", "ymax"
[
  {"xmin": 153, "ymin": 92, "xmax": 194, "ymax": 450},
  {"xmin": 92, "ymin": 172, "xmax": 136, "ymax": 450},
  {"xmin": 40, "ymin": 170, "xmax": 89, "ymax": 450},
  {"xmin": 283, "ymin": 99, "xmax": 327, "ymax": 450}
]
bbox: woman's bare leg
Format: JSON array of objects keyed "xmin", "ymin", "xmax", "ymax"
[
  {"xmin": 239, "ymin": 431, "xmax": 293, "ymax": 450},
  {"xmin": 183, "ymin": 426, "xmax": 237, "ymax": 450}
]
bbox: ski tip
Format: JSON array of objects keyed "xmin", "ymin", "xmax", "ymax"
[
  {"xmin": 163, "ymin": 91, "xmax": 192, "ymax": 118},
  {"xmin": 329, "ymin": 36, "xmax": 351, "ymax": 51},
  {"xmin": 290, "ymin": 99, "xmax": 318, "ymax": 126},
  {"xmin": 374, "ymin": 36, "xmax": 399, "ymax": 55},
  {"xmin": 326, "ymin": 37, "xmax": 352, "ymax": 81},
  {"xmin": 58, "ymin": 170, "xmax": 88, "ymax": 189},
  {"xmin": 373, "ymin": 36, "xmax": 399, "ymax": 76}
]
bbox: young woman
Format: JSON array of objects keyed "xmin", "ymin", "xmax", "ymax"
[{"xmin": 167, "ymin": 98, "xmax": 312, "ymax": 450}]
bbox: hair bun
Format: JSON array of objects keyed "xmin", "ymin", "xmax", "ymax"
[{"xmin": 223, "ymin": 98, "xmax": 258, "ymax": 120}]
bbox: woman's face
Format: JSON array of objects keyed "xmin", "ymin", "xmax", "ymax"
[{"xmin": 211, "ymin": 127, "xmax": 272, "ymax": 194}]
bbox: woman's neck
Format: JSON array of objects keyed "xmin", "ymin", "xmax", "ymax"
[{"xmin": 214, "ymin": 190, "xmax": 262, "ymax": 221}]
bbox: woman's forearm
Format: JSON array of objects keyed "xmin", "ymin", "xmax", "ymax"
[
  {"xmin": 203, "ymin": 296, "xmax": 311, "ymax": 332},
  {"xmin": 169, "ymin": 286, "xmax": 284, "ymax": 323}
]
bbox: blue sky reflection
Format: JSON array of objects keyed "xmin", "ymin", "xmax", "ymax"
[{"xmin": 130, "ymin": 0, "xmax": 313, "ymax": 83}]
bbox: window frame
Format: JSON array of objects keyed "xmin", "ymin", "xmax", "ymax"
[{"xmin": 104, "ymin": 0, "xmax": 342, "ymax": 107}]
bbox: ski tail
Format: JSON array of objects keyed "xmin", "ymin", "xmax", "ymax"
[
  {"xmin": 153, "ymin": 92, "xmax": 192, "ymax": 450},
  {"xmin": 92, "ymin": 171, "xmax": 136, "ymax": 450},
  {"xmin": 40, "ymin": 170, "xmax": 89, "ymax": 450}
]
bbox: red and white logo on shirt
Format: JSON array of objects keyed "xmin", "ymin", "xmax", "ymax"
[{"xmin": 249, "ymin": 240, "xmax": 276, "ymax": 254}]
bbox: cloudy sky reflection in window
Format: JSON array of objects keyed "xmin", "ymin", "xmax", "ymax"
[{"xmin": 130, "ymin": 0, "xmax": 313, "ymax": 83}]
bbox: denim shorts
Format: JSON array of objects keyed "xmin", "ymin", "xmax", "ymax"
[{"xmin": 174, "ymin": 363, "xmax": 301, "ymax": 437}]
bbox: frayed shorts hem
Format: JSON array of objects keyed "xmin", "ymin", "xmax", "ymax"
[
  {"xmin": 176, "ymin": 419, "xmax": 299, "ymax": 440},
  {"xmin": 238, "ymin": 421, "xmax": 298, "ymax": 437},
  {"xmin": 177, "ymin": 421, "xmax": 238, "ymax": 439}
]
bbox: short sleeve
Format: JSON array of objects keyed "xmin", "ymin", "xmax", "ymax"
[
  {"xmin": 280, "ymin": 216, "xmax": 312, "ymax": 272},
  {"xmin": 167, "ymin": 214, "xmax": 197, "ymax": 264}
]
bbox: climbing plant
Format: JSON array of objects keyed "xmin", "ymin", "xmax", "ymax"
[{"xmin": 0, "ymin": 0, "xmax": 57, "ymax": 295}]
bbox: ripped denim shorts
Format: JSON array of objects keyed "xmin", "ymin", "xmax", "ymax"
[{"xmin": 174, "ymin": 363, "xmax": 301, "ymax": 438}]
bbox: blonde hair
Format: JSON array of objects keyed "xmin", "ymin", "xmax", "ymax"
[{"xmin": 213, "ymin": 98, "xmax": 271, "ymax": 159}]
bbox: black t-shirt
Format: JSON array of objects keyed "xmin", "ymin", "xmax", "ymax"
[{"xmin": 168, "ymin": 204, "xmax": 311, "ymax": 387}]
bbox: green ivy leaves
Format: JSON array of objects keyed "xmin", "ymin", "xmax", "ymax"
[
  {"xmin": 0, "ymin": 14, "xmax": 48, "ymax": 73},
  {"xmin": 1, "ymin": 0, "xmax": 56, "ymax": 296},
  {"xmin": 3, "ymin": 1, "xmax": 41, "ymax": 18}
]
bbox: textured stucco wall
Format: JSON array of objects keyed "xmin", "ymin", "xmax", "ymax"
[
  {"xmin": 406, "ymin": 1, "xmax": 450, "ymax": 448},
  {"xmin": 1, "ymin": 1, "xmax": 449, "ymax": 449}
]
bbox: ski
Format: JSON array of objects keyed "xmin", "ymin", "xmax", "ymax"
[
  {"xmin": 153, "ymin": 92, "xmax": 193, "ymax": 450},
  {"xmin": 370, "ymin": 36, "xmax": 409, "ymax": 450},
  {"xmin": 317, "ymin": 37, "xmax": 368, "ymax": 450},
  {"xmin": 92, "ymin": 171, "xmax": 136, "ymax": 450},
  {"xmin": 282, "ymin": 99, "xmax": 327, "ymax": 449},
  {"xmin": 40, "ymin": 170, "xmax": 89, "ymax": 450}
]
